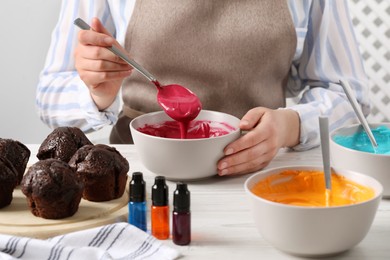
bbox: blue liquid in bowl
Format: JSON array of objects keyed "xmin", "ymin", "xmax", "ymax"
[{"xmin": 333, "ymin": 126, "xmax": 390, "ymax": 155}]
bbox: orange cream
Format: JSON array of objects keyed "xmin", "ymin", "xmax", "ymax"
[{"xmin": 251, "ymin": 170, "xmax": 375, "ymax": 207}]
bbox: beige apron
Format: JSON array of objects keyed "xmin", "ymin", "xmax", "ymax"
[{"xmin": 110, "ymin": 0, "xmax": 297, "ymax": 144}]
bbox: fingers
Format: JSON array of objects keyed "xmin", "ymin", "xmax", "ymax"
[
  {"xmin": 239, "ymin": 107, "xmax": 266, "ymax": 130},
  {"xmin": 76, "ymin": 17, "xmax": 131, "ymax": 71},
  {"xmin": 75, "ymin": 44, "xmax": 132, "ymax": 87},
  {"xmin": 217, "ymin": 138, "xmax": 277, "ymax": 176},
  {"xmin": 76, "ymin": 45, "xmax": 131, "ymax": 69},
  {"xmin": 77, "ymin": 17, "xmax": 114, "ymax": 47},
  {"xmin": 219, "ymin": 159, "xmax": 270, "ymax": 176},
  {"xmin": 224, "ymin": 107, "xmax": 279, "ymax": 155},
  {"xmin": 91, "ymin": 17, "xmax": 112, "ymax": 36},
  {"xmin": 218, "ymin": 152, "xmax": 275, "ymax": 176},
  {"xmin": 75, "ymin": 44, "xmax": 130, "ymax": 69},
  {"xmin": 80, "ymin": 58, "xmax": 131, "ymax": 72},
  {"xmin": 78, "ymin": 29, "xmax": 115, "ymax": 47},
  {"xmin": 73, "ymin": 18, "xmax": 132, "ymax": 110},
  {"xmin": 78, "ymin": 70, "xmax": 132, "ymax": 88},
  {"xmin": 218, "ymin": 107, "xmax": 282, "ymax": 176},
  {"xmin": 90, "ymin": 18, "xmax": 131, "ymax": 59}
]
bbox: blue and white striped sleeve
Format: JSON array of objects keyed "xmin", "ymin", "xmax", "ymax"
[
  {"xmin": 286, "ymin": 0, "xmax": 370, "ymax": 151},
  {"xmin": 36, "ymin": 0, "xmax": 120, "ymax": 133}
]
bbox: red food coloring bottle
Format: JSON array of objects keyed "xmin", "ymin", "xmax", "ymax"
[{"xmin": 172, "ymin": 182, "xmax": 191, "ymax": 245}]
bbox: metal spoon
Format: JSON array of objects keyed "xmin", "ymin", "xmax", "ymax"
[
  {"xmin": 339, "ymin": 79, "xmax": 378, "ymax": 148},
  {"xmin": 74, "ymin": 18, "xmax": 202, "ymax": 138},
  {"xmin": 319, "ymin": 116, "xmax": 332, "ymax": 191},
  {"xmin": 74, "ymin": 18, "xmax": 159, "ymax": 85}
]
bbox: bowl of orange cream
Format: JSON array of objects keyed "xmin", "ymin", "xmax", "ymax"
[{"xmin": 244, "ymin": 165, "xmax": 383, "ymax": 257}]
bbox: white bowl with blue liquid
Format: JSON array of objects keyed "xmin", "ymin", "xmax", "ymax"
[{"xmin": 330, "ymin": 123, "xmax": 390, "ymax": 198}]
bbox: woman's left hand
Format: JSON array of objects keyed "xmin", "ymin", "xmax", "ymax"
[{"xmin": 217, "ymin": 107, "xmax": 300, "ymax": 176}]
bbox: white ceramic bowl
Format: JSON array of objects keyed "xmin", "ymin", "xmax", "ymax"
[
  {"xmin": 244, "ymin": 165, "xmax": 383, "ymax": 257},
  {"xmin": 330, "ymin": 123, "xmax": 390, "ymax": 198},
  {"xmin": 130, "ymin": 110, "xmax": 241, "ymax": 180}
]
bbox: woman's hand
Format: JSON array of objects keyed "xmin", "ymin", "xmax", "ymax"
[
  {"xmin": 74, "ymin": 17, "xmax": 133, "ymax": 110},
  {"xmin": 217, "ymin": 107, "xmax": 300, "ymax": 176}
]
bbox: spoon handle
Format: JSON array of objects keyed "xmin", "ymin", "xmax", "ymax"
[
  {"xmin": 339, "ymin": 80, "xmax": 378, "ymax": 147},
  {"xmin": 319, "ymin": 116, "xmax": 332, "ymax": 190},
  {"xmin": 73, "ymin": 18, "xmax": 158, "ymax": 83}
]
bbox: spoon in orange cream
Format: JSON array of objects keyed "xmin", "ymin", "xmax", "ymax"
[{"xmin": 319, "ymin": 116, "xmax": 332, "ymax": 205}]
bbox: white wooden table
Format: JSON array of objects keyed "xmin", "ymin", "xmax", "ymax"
[{"xmin": 27, "ymin": 145, "xmax": 390, "ymax": 259}]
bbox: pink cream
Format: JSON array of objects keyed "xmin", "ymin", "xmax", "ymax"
[
  {"xmin": 137, "ymin": 120, "xmax": 235, "ymax": 139},
  {"xmin": 154, "ymin": 81, "xmax": 202, "ymax": 138}
]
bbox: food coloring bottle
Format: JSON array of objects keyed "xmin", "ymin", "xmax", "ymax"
[
  {"xmin": 128, "ymin": 172, "xmax": 147, "ymax": 231},
  {"xmin": 172, "ymin": 182, "xmax": 191, "ymax": 245},
  {"xmin": 151, "ymin": 176, "xmax": 170, "ymax": 239}
]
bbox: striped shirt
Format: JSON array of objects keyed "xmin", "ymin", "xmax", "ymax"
[{"xmin": 36, "ymin": 0, "xmax": 369, "ymax": 150}]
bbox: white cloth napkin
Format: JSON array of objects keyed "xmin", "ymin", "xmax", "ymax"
[{"xmin": 0, "ymin": 222, "xmax": 180, "ymax": 260}]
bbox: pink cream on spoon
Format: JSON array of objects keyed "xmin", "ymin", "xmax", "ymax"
[
  {"xmin": 154, "ymin": 81, "xmax": 202, "ymax": 138},
  {"xmin": 74, "ymin": 18, "xmax": 202, "ymax": 139}
]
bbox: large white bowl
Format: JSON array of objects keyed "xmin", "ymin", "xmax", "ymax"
[
  {"xmin": 130, "ymin": 110, "xmax": 241, "ymax": 180},
  {"xmin": 244, "ymin": 165, "xmax": 383, "ymax": 257},
  {"xmin": 330, "ymin": 123, "xmax": 390, "ymax": 198}
]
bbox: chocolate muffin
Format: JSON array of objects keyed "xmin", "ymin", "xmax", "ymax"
[
  {"xmin": 69, "ymin": 144, "xmax": 129, "ymax": 202},
  {"xmin": 21, "ymin": 159, "xmax": 84, "ymax": 219},
  {"xmin": 37, "ymin": 127, "xmax": 92, "ymax": 162},
  {"xmin": 0, "ymin": 138, "xmax": 31, "ymax": 185},
  {"xmin": 0, "ymin": 157, "xmax": 18, "ymax": 208}
]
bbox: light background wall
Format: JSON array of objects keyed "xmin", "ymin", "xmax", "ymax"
[
  {"xmin": 0, "ymin": 1, "xmax": 388, "ymax": 144},
  {"xmin": 0, "ymin": 0, "xmax": 111, "ymax": 144},
  {"xmin": 0, "ymin": 0, "xmax": 60, "ymax": 144}
]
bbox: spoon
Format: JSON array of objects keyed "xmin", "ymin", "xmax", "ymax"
[
  {"xmin": 156, "ymin": 85, "xmax": 201, "ymax": 138},
  {"xmin": 319, "ymin": 116, "xmax": 332, "ymax": 191},
  {"xmin": 74, "ymin": 18, "xmax": 202, "ymax": 137},
  {"xmin": 74, "ymin": 18, "xmax": 158, "ymax": 85},
  {"xmin": 339, "ymin": 79, "xmax": 378, "ymax": 148}
]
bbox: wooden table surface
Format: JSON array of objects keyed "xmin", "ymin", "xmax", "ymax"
[{"xmin": 25, "ymin": 145, "xmax": 390, "ymax": 259}]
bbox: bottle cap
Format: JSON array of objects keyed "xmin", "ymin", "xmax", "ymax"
[
  {"xmin": 129, "ymin": 172, "xmax": 145, "ymax": 202},
  {"xmin": 152, "ymin": 176, "xmax": 169, "ymax": 206},
  {"xmin": 173, "ymin": 182, "xmax": 190, "ymax": 212}
]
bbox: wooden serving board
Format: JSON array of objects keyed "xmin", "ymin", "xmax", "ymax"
[{"xmin": 0, "ymin": 186, "xmax": 128, "ymax": 239}]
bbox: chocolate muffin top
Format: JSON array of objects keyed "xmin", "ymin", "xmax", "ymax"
[
  {"xmin": 0, "ymin": 156, "xmax": 18, "ymax": 185},
  {"xmin": 0, "ymin": 138, "xmax": 31, "ymax": 183},
  {"xmin": 69, "ymin": 144, "xmax": 129, "ymax": 177},
  {"xmin": 21, "ymin": 159, "xmax": 84, "ymax": 198},
  {"xmin": 37, "ymin": 127, "xmax": 92, "ymax": 162}
]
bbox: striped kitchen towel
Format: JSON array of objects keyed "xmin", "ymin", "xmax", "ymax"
[{"xmin": 0, "ymin": 222, "xmax": 180, "ymax": 260}]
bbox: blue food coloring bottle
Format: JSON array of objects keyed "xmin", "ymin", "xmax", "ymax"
[{"xmin": 128, "ymin": 172, "xmax": 147, "ymax": 231}]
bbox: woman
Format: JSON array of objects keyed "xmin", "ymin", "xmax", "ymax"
[{"xmin": 36, "ymin": 0, "xmax": 369, "ymax": 176}]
